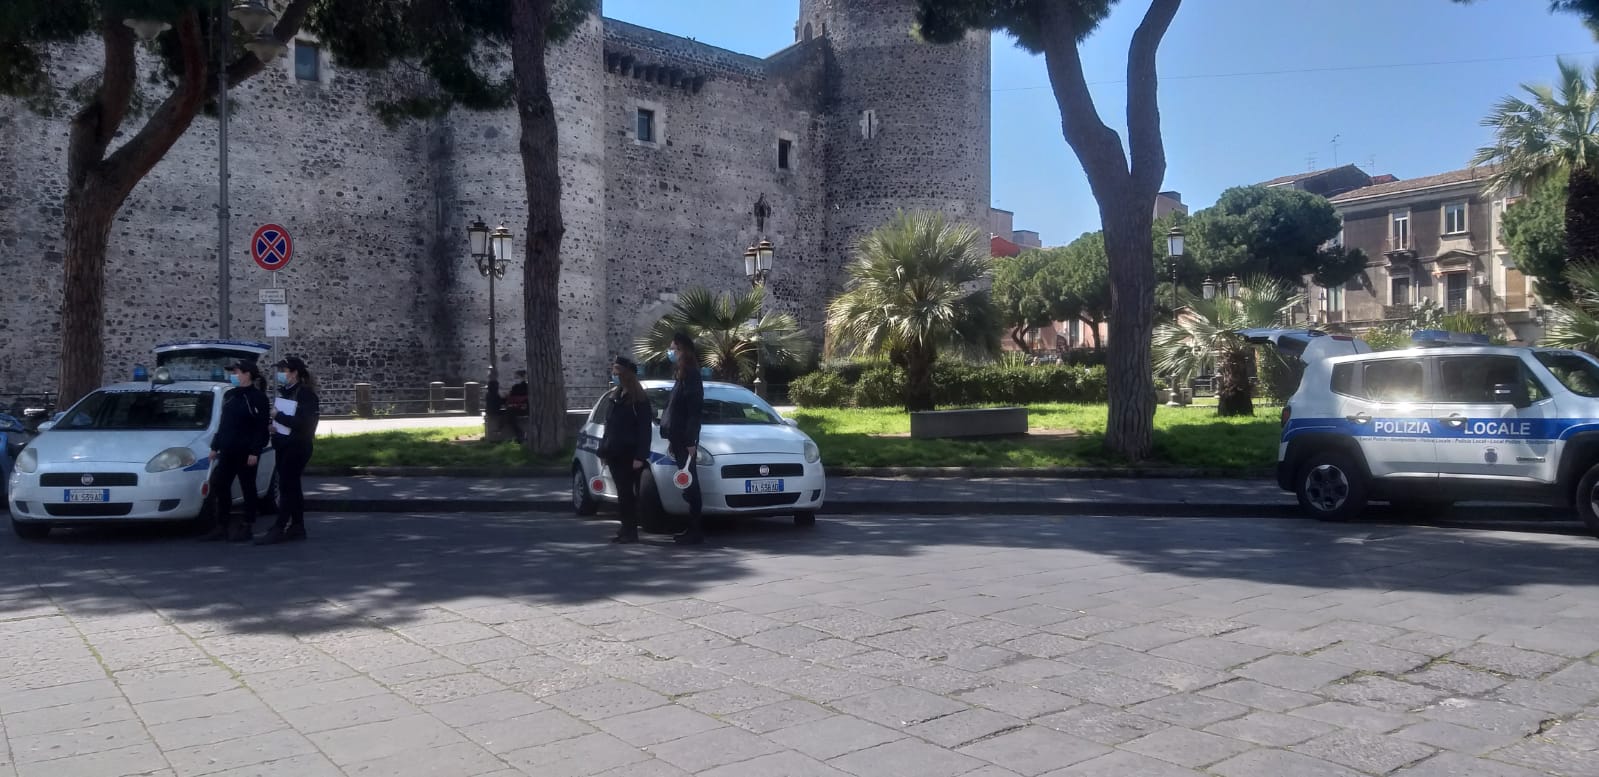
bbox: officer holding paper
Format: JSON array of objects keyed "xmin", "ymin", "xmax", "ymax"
[{"xmin": 259, "ymin": 356, "xmax": 319, "ymax": 545}]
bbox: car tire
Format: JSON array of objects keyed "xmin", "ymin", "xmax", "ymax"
[
  {"xmin": 11, "ymin": 518, "xmax": 49, "ymax": 540},
  {"xmin": 1573, "ymin": 462, "xmax": 1599, "ymax": 538},
  {"xmin": 572, "ymin": 465, "xmax": 598, "ymax": 517},
  {"xmin": 638, "ymin": 475, "xmax": 681, "ymax": 534},
  {"xmin": 794, "ymin": 511, "xmax": 816, "ymax": 527},
  {"xmin": 1296, "ymin": 450, "xmax": 1367, "ymax": 522}
]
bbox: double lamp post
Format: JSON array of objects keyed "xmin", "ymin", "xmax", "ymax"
[
  {"xmin": 742, "ymin": 239, "xmax": 774, "ymax": 399},
  {"xmin": 467, "ymin": 218, "xmax": 514, "ymax": 380}
]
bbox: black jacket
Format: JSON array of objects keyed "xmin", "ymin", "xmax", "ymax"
[
  {"xmin": 211, "ymin": 385, "xmax": 270, "ymax": 455},
  {"xmin": 272, "ymin": 382, "xmax": 320, "ymax": 446},
  {"xmin": 660, "ymin": 368, "xmax": 703, "ymax": 449},
  {"xmin": 598, "ymin": 389, "xmax": 653, "ymax": 463}
]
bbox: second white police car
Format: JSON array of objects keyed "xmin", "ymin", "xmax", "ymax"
[{"xmin": 1257, "ymin": 328, "xmax": 1599, "ymax": 536}]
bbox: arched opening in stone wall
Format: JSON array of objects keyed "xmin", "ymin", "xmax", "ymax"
[{"xmin": 803, "ymin": 22, "xmax": 813, "ymax": 41}]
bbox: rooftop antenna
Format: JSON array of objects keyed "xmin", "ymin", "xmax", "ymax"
[
  {"xmin": 1365, "ymin": 155, "xmax": 1377, "ymax": 172},
  {"xmin": 1306, "ymin": 153, "xmax": 1317, "ymax": 172},
  {"xmin": 1330, "ymin": 134, "xmax": 1341, "ymax": 166}
]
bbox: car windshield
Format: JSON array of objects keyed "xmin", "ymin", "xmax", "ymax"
[
  {"xmin": 155, "ymin": 348, "xmax": 261, "ymax": 382},
  {"xmin": 646, "ymin": 386, "xmax": 782, "ymax": 425},
  {"xmin": 1535, "ymin": 351, "xmax": 1599, "ymax": 398},
  {"xmin": 56, "ymin": 390, "xmax": 214, "ymax": 431}
]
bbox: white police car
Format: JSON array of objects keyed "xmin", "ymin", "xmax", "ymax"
[
  {"xmin": 571, "ymin": 380, "xmax": 826, "ymax": 531},
  {"xmin": 5, "ymin": 340, "xmax": 278, "ymax": 539},
  {"xmin": 1271, "ymin": 328, "xmax": 1599, "ymax": 536}
]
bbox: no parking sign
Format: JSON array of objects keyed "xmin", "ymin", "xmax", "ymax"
[{"xmin": 251, "ymin": 224, "xmax": 293, "ymax": 271}]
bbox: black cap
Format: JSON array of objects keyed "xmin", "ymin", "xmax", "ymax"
[
  {"xmin": 224, "ymin": 359, "xmax": 258, "ymax": 372},
  {"xmin": 613, "ymin": 355, "xmax": 637, "ymax": 372},
  {"xmin": 274, "ymin": 356, "xmax": 308, "ymax": 372}
]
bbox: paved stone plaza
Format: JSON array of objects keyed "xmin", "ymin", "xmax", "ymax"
[{"xmin": 0, "ymin": 510, "xmax": 1595, "ymax": 777}]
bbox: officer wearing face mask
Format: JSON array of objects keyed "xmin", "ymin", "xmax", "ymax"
[
  {"xmin": 258, "ymin": 356, "xmax": 320, "ymax": 545},
  {"xmin": 202, "ymin": 360, "xmax": 270, "ymax": 542}
]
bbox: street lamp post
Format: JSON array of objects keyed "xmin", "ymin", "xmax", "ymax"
[
  {"xmin": 1165, "ymin": 227, "xmax": 1185, "ymax": 408},
  {"xmin": 127, "ymin": 1, "xmax": 286, "ymax": 339},
  {"xmin": 468, "ymin": 218, "xmax": 512, "ymax": 378},
  {"xmin": 743, "ymin": 239, "xmax": 774, "ymax": 399}
]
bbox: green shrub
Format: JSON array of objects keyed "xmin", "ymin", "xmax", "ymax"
[
  {"xmin": 788, "ymin": 371, "xmax": 851, "ymax": 408},
  {"xmin": 853, "ymin": 367, "xmax": 906, "ymax": 407}
]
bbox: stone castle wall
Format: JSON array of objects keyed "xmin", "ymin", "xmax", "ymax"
[{"xmin": 0, "ymin": 2, "xmax": 991, "ymax": 409}]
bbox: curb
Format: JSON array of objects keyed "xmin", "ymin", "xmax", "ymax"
[{"xmin": 305, "ymin": 465, "xmax": 1275, "ymax": 480}]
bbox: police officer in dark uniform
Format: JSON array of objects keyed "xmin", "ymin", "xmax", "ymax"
[
  {"xmin": 661, "ymin": 332, "xmax": 705, "ymax": 544},
  {"xmin": 201, "ymin": 360, "xmax": 270, "ymax": 542},
  {"xmin": 598, "ymin": 356, "xmax": 653, "ymax": 544},
  {"xmin": 258, "ymin": 356, "xmax": 319, "ymax": 545}
]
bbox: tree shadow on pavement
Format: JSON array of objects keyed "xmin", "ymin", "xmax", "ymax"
[{"xmin": 0, "ymin": 507, "xmax": 1594, "ymax": 641}]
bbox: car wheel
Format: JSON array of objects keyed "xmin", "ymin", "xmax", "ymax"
[
  {"xmin": 1296, "ymin": 451, "xmax": 1367, "ymax": 522},
  {"xmin": 11, "ymin": 518, "xmax": 49, "ymax": 540},
  {"xmin": 794, "ymin": 511, "xmax": 816, "ymax": 527},
  {"xmin": 1573, "ymin": 462, "xmax": 1599, "ymax": 538},
  {"xmin": 572, "ymin": 465, "xmax": 598, "ymax": 517},
  {"xmin": 638, "ymin": 474, "xmax": 681, "ymax": 535},
  {"xmin": 259, "ymin": 468, "xmax": 280, "ymax": 516},
  {"xmin": 191, "ymin": 498, "xmax": 216, "ymax": 533}
]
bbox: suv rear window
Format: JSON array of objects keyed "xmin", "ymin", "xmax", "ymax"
[{"xmin": 1330, "ymin": 363, "xmax": 1357, "ymax": 396}]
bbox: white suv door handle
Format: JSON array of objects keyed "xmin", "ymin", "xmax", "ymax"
[
  {"xmin": 1345, "ymin": 413, "xmax": 1371, "ymax": 424},
  {"xmin": 1438, "ymin": 415, "xmax": 1466, "ymax": 428}
]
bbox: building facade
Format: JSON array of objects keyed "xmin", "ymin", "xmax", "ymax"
[
  {"xmin": 1311, "ymin": 168, "xmax": 1538, "ymax": 343},
  {"xmin": 0, "ymin": 0, "xmax": 991, "ymax": 405}
]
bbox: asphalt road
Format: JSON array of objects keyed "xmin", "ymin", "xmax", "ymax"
[{"xmin": 1, "ymin": 509, "xmax": 1595, "ymax": 776}]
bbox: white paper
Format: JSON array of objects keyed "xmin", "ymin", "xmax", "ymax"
[{"xmin": 272, "ymin": 397, "xmax": 297, "ymax": 436}]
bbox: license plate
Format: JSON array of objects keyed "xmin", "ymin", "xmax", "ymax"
[
  {"xmin": 65, "ymin": 489, "xmax": 110, "ymax": 503},
  {"xmin": 744, "ymin": 479, "xmax": 784, "ymax": 494}
]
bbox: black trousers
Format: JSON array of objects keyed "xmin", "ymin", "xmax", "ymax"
[
  {"xmin": 605, "ymin": 456, "xmax": 642, "ymax": 533},
  {"xmin": 668, "ymin": 443, "xmax": 703, "ymax": 532},
  {"xmin": 274, "ymin": 439, "xmax": 312, "ymax": 529},
  {"xmin": 210, "ymin": 450, "xmax": 258, "ymax": 528}
]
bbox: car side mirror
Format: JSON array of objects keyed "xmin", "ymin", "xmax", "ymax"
[
  {"xmin": 36, "ymin": 421, "xmax": 54, "ymax": 432},
  {"xmin": 1493, "ymin": 382, "xmax": 1531, "ymax": 409},
  {"xmin": 783, "ymin": 417, "xmax": 799, "ymax": 427}
]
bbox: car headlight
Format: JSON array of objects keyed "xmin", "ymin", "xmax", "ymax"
[
  {"xmin": 15, "ymin": 448, "xmax": 37, "ymax": 473},
  {"xmin": 803, "ymin": 440, "xmax": 821, "ymax": 464},
  {"xmin": 694, "ymin": 447, "xmax": 715, "ymax": 466},
  {"xmin": 146, "ymin": 447, "xmax": 197, "ymax": 473}
]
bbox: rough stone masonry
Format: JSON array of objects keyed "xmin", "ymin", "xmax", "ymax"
[{"xmin": 0, "ymin": 0, "xmax": 990, "ymax": 409}]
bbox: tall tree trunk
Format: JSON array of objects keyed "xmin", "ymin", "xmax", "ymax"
[
  {"xmin": 509, "ymin": 0, "xmax": 568, "ymax": 456},
  {"xmin": 1037, "ymin": 0, "xmax": 1181, "ymax": 462},
  {"xmin": 1566, "ymin": 166, "xmax": 1599, "ymax": 269},
  {"xmin": 904, "ymin": 343, "xmax": 935, "ymax": 412},
  {"xmin": 52, "ymin": 6, "xmax": 310, "ymax": 407},
  {"xmin": 1010, "ymin": 326, "xmax": 1031, "ymax": 353},
  {"xmin": 1089, "ymin": 317, "xmax": 1104, "ymax": 351},
  {"xmin": 1216, "ymin": 345, "xmax": 1253, "ymax": 417}
]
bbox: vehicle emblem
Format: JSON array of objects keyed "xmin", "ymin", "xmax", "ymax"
[
  {"xmin": 81, "ymin": 474, "xmax": 94, "ymax": 486},
  {"xmin": 1485, "ymin": 448, "xmax": 1498, "ymax": 465},
  {"xmin": 759, "ymin": 465, "xmax": 770, "ymax": 476}
]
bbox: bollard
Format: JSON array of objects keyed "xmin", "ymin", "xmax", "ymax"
[
  {"xmin": 428, "ymin": 381, "xmax": 445, "ymax": 414},
  {"xmin": 464, "ymin": 381, "xmax": 481, "ymax": 415},
  {"xmin": 355, "ymin": 383, "xmax": 374, "ymax": 418}
]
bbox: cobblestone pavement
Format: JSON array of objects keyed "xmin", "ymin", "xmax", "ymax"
[{"xmin": 1, "ymin": 510, "xmax": 1596, "ymax": 777}]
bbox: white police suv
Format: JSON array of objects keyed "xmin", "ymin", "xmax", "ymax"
[{"xmin": 1268, "ymin": 328, "xmax": 1599, "ymax": 536}]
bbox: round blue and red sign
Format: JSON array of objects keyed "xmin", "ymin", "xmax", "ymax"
[{"xmin": 251, "ymin": 224, "xmax": 293, "ymax": 271}]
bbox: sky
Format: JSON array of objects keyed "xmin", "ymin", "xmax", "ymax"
[{"xmin": 603, "ymin": 0, "xmax": 1598, "ymax": 247}]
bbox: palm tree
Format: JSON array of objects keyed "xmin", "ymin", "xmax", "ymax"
[
  {"xmin": 1542, "ymin": 263, "xmax": 1599, "ymax": 352},
  {"xmin": 634, "ymin": 287, "xmax": 812, "ymax": 383},
  {"xmin": 1152, "ymin": 276, "xmax": 1304, "ymax": 417},
  {"xmin": 1474, "ymin": 58, "xmax": 1599, "ymax": 270},
  {"xmin": 826, "ymin": 212, "xmax": 1000, "ymax": 412}
]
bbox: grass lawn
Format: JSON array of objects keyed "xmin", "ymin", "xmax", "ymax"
[
  {"xmin": 312, "ymin": 403, "xmax": 1281, "ymax": 471},
  {"xmin": 793, "ymin": 403, "xmax": 1280, "ymax": 470},
  {"xmin": 315, "ymin": 426, "xmax": 571, "ymax": 469}
]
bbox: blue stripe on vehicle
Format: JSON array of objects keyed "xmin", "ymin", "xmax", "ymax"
[
  {"xmin": 183, "ymin": 458, "xmax": 211, "ymax": 472},
  {"xmin": 1282, "ymin": 417, "xmax": 1598, "ymax": 444}
]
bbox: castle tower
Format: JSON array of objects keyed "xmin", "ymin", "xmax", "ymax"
[{"xmin": 802, "ymin": 0, "xmax": 992, "ymax": 275}]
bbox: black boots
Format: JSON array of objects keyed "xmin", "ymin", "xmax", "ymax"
[
  {"xmin": 254, "ymin": 520, "xmax": 306, "ymax": 545},
  {"xmin": 610, "ymin": 528, "xmax": 639, "ymax": 544},
  {"xmin": 228, "ymin": 520, "xmax": 254, "ymax": 543}
]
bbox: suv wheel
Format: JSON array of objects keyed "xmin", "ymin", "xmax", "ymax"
[
  {"xmin": 11, "ymin": 518, "xmax": 49, "ymax": 540},
  {"xmin": 572, "ymin": 466, "xmax": 598, "ymax": 517},
  {"xmin": 1572, "ymin": 462, "xmax": 1599, "ymax": 538},
  {"xmin": 1296, "ymin": 451, "xmax": 1367, "ymax": 522}
]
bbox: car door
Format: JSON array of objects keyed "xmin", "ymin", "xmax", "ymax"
[
  {"xmin": 1348, "ymin": 356, "xmax": 1437, "ymax": 479},
  {"xmin": 1432, "ymin": 354, "xmax": 1556, "ymax": 481}
]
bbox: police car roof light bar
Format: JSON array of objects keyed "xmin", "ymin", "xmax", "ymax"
[{"xmin": 1411, "ymin": 329, "xmax": 1490, "ymax": 347}]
